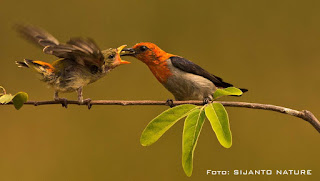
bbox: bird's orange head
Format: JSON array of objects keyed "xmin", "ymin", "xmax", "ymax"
[{"xmin": 122, "ymin": 42, "xmax": 174, "ymax": 65}]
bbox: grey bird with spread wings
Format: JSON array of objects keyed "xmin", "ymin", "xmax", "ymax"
[{"xmin": 15, "ymin": 24, "xmax": 130, "ymax": 105}]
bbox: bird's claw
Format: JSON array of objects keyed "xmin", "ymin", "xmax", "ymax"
[
  {"xmin": 78, "ymin": 98, "xmax": 92, "ymax": 109},
  {"xmin": 84, "ymin": 98, "xmax": 92, "ymax": 110},
  {"xmin": 54, "ymin": 98, "xmax": 68, "ymax": 108},
  {"xmin": 203, "ymin": 98, "xmax": 211, "ymax": 105},
  {"xmin": 166, "ymin": 99, "xmax": 175, "ymax": 108}
]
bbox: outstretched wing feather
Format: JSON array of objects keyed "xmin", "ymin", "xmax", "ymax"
[
  {"xmin": 16, "ymin": 24, "xmax": 104, "ymax": 66},
  {"xmin": 15, "ymin": 24, "xmax": 59, "ymax": 47}
]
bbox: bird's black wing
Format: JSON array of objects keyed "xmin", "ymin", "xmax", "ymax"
[{"xmin": 170, "ymin": 56, "xmax": 233, "ymax": 88}]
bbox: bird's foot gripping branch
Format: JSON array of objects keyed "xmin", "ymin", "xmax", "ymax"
[{"xmin": 140, "ymin": 87, "xmax": 243, "ymax": 177}]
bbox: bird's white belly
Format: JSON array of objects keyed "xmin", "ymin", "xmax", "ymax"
[{"xmin": 164, "ymin": 66, "xmax": 216, "ymax": 101}]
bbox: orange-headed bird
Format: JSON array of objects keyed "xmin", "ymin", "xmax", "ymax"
[
  {"xmin": 122, "ymin": 42, "xmax": 247, "ymax": 104},
  {"xmin": 15, "ymin": 25, "xmax": 130, "ymax": 105}
]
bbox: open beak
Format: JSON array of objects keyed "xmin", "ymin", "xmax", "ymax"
[
  {"xmin": 121, "ymin": 47, "xmax": 136, "ymax": 57},
  {"xmin": 116, "ymin": 45, "xmax": 131, "ymax": 64}
]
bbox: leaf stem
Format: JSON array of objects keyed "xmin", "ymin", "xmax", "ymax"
[{"xmin": 0, "ymin": 86, "xmax": 6, "ymax": 95}]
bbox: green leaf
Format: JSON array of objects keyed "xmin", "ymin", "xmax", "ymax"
[
  {"xmin": 0, "ymin": 94, "xmax": 14, "ymax": 104},
  {"xmin": 140, "ymin": 104, "xmax": 197, "ymax": 146},
  {"xmin": 12, "ymin": 92, "xmax": 28, "ymax": 110},
  {"xmin": 213, "ymin": 87, "xmax": 243, "ymax": 99},
  {"xmin": 182, "ymin": 108, "xmax": 205, "ymax": 177},
  {"xmin": 205, "ymin": 103, "xmax": 232, "ymax": 148}
]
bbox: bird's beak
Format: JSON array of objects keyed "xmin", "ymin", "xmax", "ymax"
[
  {"xmin": 121, "ymin": 48, "xmax": 136, "ymax": 57},
  {"xmin": 116, "ymin": 45, "xmax": 131, "ymax": 64}
]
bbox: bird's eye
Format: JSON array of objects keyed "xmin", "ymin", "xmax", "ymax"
[
  {"xmin": 108, "ymin": 54, "xmax": 115, "ymax": 59},
  {"xmin": 139, "ymin": 46, "xmax": 148, "ymax": 52}
]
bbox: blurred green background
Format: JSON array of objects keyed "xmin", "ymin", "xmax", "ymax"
[{"xmin": 0, "ymin": 0, "xmax": 319, "ymax": 180}]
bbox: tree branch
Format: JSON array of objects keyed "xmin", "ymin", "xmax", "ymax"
[{"xmin": 1, "ymin": 100, "xmax": 319, "ymax": 133}]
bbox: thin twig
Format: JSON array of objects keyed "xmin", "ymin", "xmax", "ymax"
[{"xmin": 1, "ymin": 100, "xmax": 319, "ymax": 133}]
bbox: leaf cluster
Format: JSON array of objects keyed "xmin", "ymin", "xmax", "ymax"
[
  {"xmin": 0, "ymin": 86, "xmax": 28, "ymax": 110},
  {"xmin": 140, "ymin": 87, "xmax": 243, "ymax": 176}
]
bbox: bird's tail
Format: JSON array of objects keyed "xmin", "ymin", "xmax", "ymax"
[
  {"xmin": 216, "ymin": 79, "xmax": 248, "ymax": 96},
  {"xmin": 228, "ymin": 88, "xmax": 248, "ymax": 97},
  {"xmin": 239, "ymin": 88, "xmax": 248, "ymax": 93},
  {"xmin": 16, "ymin": 59, "xmax": 55, "ymax": 78}
]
